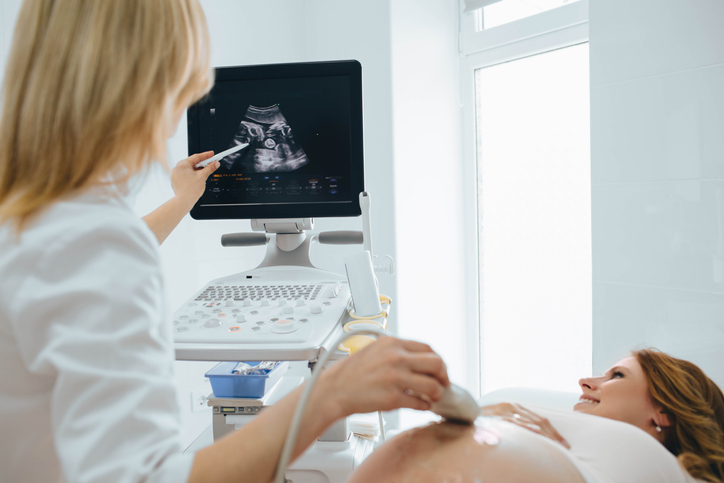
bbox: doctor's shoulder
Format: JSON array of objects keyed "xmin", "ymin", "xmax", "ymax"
[{"xmin": 0, "ymin": 191, "xmax": 161, "ymax": 296}]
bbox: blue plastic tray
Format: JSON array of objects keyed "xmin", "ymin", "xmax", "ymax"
[{"xmin": 205, "ymin": 361, "xmax": 289, "ymax": 398}]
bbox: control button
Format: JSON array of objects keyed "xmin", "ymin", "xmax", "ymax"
[
  {"xmin": 282, "ymin": 305, "xmax": 294, "ymax": 315},
  {"xmin": 225, "ymin": 298, "xmax": 235, "ymax": 307},
  {"xmin": 203, "ymin": 319, "xmax": 223, "ymax": 328},
  {"xmin": 175, "ymin": 327, "xmax": 189, "ymax": 333},
  {"xmin": 235, "ymin": 314, "xmax": 247, "ymax": 323},
  {"xmin": 232, "ymin": 309, "xmax": 240, "ymax": 313},
  {"xmin": 256, "ymin": 321, "xmax": 264, "ymax": 326},
  {"xmin": 278, "ymin": 299, "xmax": 287, "ymax": 306},
  {"xmin": 300, "ymin": 318, "xmax": 309, "ymax": 323},
  {"xmin": 252, "ymin": 327, "xmax": 261, "ymax": 331},
  {"xmin": 243, "ymin": 299, "xmax": 253, "ymax": 307},
  {"xmin": 296, "ymin": 299, "xmax": 306, "ymax": 307},
  {"xmin": 250, "ymin": 310, "xmax": 259, "ymax": 315},
  {"xmin": 322, "ymin": 301, "xmax": 332, "ymax": 306},
  {"xmin": 201, "ymin": 314, "xmax": 211, "ymax": 319},
  {"xmin": 180, "ymin": 315, "xmax": 189, "ymax": 320},
  {"xmin": 173, "ymin": 320, "xmax": 179, "ymax": 325},
  {"xmin": 189, "ymin": 318, "xmax": 199, "ymax": 323},
  {"xmin": 261, "ymin": 298, "xmax": 270, "ymax": 307},
  {"xmin": 212, "ymin": 309, "xmax": 221, "ymax": 314},
  {"xmin": 195, "ymin": 310, "xmax": 204, "ymax": 315},
  {"xmin": 271, "ymin": 320, "xmax": 299, "ymax": 334},
  {"xmin": 270, "ymin": 318, "xmax": 279, "ymax": 322},
  {"xmin": 228, "ymin": 326, "xmax": 241, "ymax": 333},
  {"xmin": 217, "ymin": 313, "xmax": 226, "ymax": 318},
  {"xmin": 310, "ymin": 305, "xmax": 322, "ymax": 314},
  {"xmin": 188, "ymin": 303, "xmax": 198, "ymax": 307}
]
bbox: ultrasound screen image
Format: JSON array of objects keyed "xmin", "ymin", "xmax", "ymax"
[
  {"xmin": 223, "ymin": 104, "xmax": 309, "ymax": 173},
  {"xmin": 195, "ymin": 74, "xmax": 353, "ymax": 209}
]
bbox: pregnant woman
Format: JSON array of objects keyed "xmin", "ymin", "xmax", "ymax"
[{"xmin": 349, "ymin": 349, "xmax": 724, "ymax": 483}]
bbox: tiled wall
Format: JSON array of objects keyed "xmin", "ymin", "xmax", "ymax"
[{"xmin": 590, "ymin": 0, "xmax": 724, "ymax": 386}]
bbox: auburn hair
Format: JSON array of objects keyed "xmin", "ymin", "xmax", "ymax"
[
  {"xmin": 0, "ymin": 0, "xmax": 213, "ymax": 231},
  {"xmin": 633, "ymin": 349, "xmax": 724, "ymax": 482}
]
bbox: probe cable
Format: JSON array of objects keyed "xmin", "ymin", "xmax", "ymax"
[{"xmin": 272, "ymin": 327, "xmax": 389, "ymax": 483}]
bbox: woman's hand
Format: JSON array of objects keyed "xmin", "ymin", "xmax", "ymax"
[
  {"xmin": 171, "ymin": 151, "xmax": 219, "ymax": 205},
  {"xmin": 320, "ymin": 337, "xmax": 450, "ymax": 418},
  {"xmin": 142, "ymin": 152, "xmax": 219, "ymax": 244},
  {"xmin": 481, "ymin": 402, "xmax": 570, "ymax": 449}
]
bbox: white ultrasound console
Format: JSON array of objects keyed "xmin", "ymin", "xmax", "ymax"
[{"xmin": 173, "ymin": 266, "xmax": 351, "ymax": 361}]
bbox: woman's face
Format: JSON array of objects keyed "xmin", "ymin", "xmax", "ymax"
[{"xmin": 575, "ymin": 356, "xmax": 662, "ymax": 432}]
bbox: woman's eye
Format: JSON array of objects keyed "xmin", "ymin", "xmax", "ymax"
[{"xmin": 612, "ymin": 371, "xmax": 624, "ymax": 379}]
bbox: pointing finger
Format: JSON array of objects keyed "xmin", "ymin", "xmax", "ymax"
[
  {"xmin": 200, "ymin": 160, "xmax": 220, "ymax": 178},
  {"xmin": 187, "ymin": 151, "xmax": 214, "ymax": 167}
]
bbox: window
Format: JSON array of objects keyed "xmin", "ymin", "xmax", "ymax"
[
  {"xmin": 461, "ymin": 0, "xmax": 591, "ymax": 395},
  {"xmin": 474, "ymin": 0, "xmax": 582, "ymax": 30}
]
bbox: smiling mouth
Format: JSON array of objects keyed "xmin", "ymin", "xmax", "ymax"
[{"xmin": 578, "ymin": 396, "xmax": 600, "ymax": 405}]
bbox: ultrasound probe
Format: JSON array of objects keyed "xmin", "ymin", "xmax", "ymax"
[{"xmin": 194, "ymin": 143, "xmax": 249, "ymax": 168}]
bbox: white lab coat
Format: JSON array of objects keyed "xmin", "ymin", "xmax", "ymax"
[{"xmin": 0, "ymin": 187, "xmax": 194, "ymax": 482}]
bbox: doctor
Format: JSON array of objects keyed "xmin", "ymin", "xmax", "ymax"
[{"xmin": 0, "ymin": 1, "xmax": 450, "ymax": 483}]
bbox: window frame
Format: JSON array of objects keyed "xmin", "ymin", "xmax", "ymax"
[{"xmin": 459, "ymin": 0, "xmax": 589, "ymax": 397}]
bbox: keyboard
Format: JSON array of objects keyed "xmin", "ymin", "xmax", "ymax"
[{"xmin": 173, "ymin": 266, "xmax": 351, "ymax": 361}]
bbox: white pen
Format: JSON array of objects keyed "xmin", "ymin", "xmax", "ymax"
[{"xmin": 194, "ymin": 143, "xmax": 250, "ymax": 168}]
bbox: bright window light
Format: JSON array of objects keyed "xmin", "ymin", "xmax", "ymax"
[
  {"xmin": 476, "ymin": 0, "xmax": 581, "ymax": 30},
  {"xmin": 475, "ymin": 43, "xmax": 591, "ymax": 394}
]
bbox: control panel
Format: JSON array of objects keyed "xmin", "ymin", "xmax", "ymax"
[{"xmin": 173, "ymin": 266, "xmax": 351, "ymax": 361}]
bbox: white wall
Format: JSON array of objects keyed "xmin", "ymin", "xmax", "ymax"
[
  {"xmin": 590, "ymin": 0, "xmax": 724, "ymax": 386},
  {"xmin": 389, "ymin": 0, "xmax": 469, "ymax": 389}
]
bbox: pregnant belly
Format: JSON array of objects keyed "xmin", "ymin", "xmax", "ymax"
[{"xmin": 349, "ymin": 419, "xmax": 587, "ymax": 483}]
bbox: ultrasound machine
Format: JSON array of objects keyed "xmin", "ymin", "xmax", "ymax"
[{"xmin": 174, "ymin": 60, "xmax": 387, "ymax": 483}]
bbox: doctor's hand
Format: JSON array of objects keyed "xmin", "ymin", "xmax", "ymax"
[
  {"xmin": 481, "ymin": 402, "xmax": 570, "ymax": 449},
  {"xmin": 319, "ymin": 337, "xmax": 450, "ymax": 418},
  {"xmin": 171, "ymin": 151, "xmax": 219, "ymax": 206},
  {"xmin": 142, "ymin": 152, "xmax": 220, "ymax": 245}
]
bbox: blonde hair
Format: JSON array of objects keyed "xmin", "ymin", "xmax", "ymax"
[
  {"xmin": 0, "ymin": 0, "xmax": 213, "ymax": 231},
  {"xmin": 633, "ymin": 349, "xmax": 724, "ymax": 483}
]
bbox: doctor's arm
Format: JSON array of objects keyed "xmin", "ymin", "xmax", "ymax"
[
  {"xmin": 142, "ymin": 151, "xmax": 218, "ymax": 244},
  {"xmin": 189, "ymin": 337, "xmax": 450, "ymax": 483}
]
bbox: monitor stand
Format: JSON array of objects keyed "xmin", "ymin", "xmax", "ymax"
[
  {"xmin": 221, "ymin": 217, "xmax": 368, "ymax": 271},
  {"xmin": 220, "ymin": 218, "xmax": 315, "ymax": 269},
  {"xmin": 252, "ymin": 218, "xmax": 315, "ymax": 269}
]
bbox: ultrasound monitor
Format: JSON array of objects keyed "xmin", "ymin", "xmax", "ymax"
[{"xmin": 187, "ymin": 60, "xmax": 364, "ymax": 220}]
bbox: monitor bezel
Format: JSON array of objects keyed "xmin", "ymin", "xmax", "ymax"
[{"xmin": 187, "ymin": 60, "xmax": 364, "ymax": 220}]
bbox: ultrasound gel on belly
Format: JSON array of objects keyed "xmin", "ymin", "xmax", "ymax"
[{"xmin": 473, "ymin": 421, "xmax": 500, "ymax": 446}]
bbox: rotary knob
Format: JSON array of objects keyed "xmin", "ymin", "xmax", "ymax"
[
  {"xmin": 282, "ymin": 305, "xmax": 294, "ymax": 315},
  {"xmin": 261, "ymin": 298, "xmax": 270, "ymax": 307},
  {"xmin": 278, "ymin": 299, "xmax": 287, "ymax": 306},
  {"xmin": 296, "ymin": 298, "xmax": 306, "ymax": 307},
  {"xmin": 270, "ymin": 319, "xmax": 298, "ymax": 334},
  {"xmin": 225, "ymin": 298, "xmax": 235, "ymax": 307},
  {"xmin": 310, "ymin": 305, "xmax": 322, "ymax": 315},
  {"xmin": 243, "ymin": 298, "xmax": 253, "ymax": 307},
  {"xmin": 235, "ymin": 314, "xmax": 247, "ymax": 323}
]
